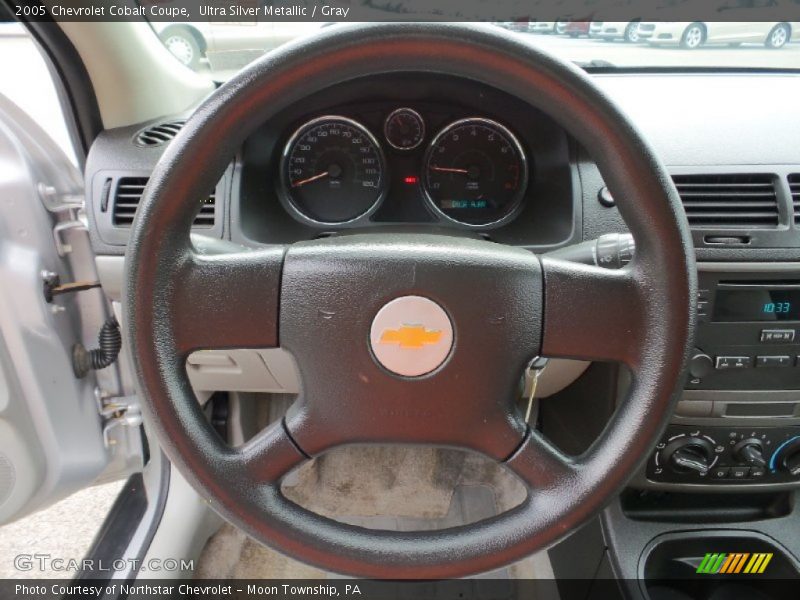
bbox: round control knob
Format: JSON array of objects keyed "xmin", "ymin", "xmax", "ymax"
[
  {"xmin": 662, "ymin": 436, "xmax": 715, "ymax": 475},
  {"xmin": 733, "ymin": 438, "xmax": 766, "ymax": 467},
  {"xmin": 785, "ymin": 454, "xmax": 800, "ymax": 477},
  {"xmin": 771, "ymin": 436, "xmax": 800, "ymax": 476},
  {"xmin": 688, "ymin": 350, "xmax": 714, "ymax": 379}
]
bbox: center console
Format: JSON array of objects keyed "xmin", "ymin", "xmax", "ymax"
[
  {"xmin": 642, "ymin": 265, "xmax": 800, "ymax": 491},
  {"xmin": 549, "ymin": 265, "xmax": 800, "ymax": 597}
]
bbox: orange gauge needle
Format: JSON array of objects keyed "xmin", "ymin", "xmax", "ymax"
[
  {"xmin": 292, "ymin": 171, "xmax": 329, "ymax": 188},
  {"xmin": 430, "ymin": 165, "xmax": 469, "ymax": 174}
]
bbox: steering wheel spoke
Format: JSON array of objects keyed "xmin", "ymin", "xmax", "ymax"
[
  {"xmin": 170, "ymin": 247, "xmax": 285, "ymax": 354},
  {"xmin": 237, "ymin": 419, "xmax": 308, "ymax": 485},
  {"xmin": 505, "ymin": 428, "xmax": 578, "ymax": 490},
  {"xmin": 541, "ymin": 256, "xmax": 645, "ymax": 366}
]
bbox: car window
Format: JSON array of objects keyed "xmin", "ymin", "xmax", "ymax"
[
  {"xmin": 0, "ymin": 22, "xmax": 78, "ymax": 165},
  {"xmin": 148, "ymin": 18, "xmax": 800, "ymax": 80}
]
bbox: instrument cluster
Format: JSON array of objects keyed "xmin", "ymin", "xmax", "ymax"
[{"xmin": 277, "ymin": 108, "xmax": 529, "ymax": 229}]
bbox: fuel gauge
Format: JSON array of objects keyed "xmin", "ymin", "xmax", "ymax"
[{"xmin": 384, "ymin": 107, "xmax": 425, "ymax": 151}]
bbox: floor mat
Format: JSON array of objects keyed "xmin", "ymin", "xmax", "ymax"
[
  {"xmin": 197, "ymin": 485, "xmax": 512, "ymax": 580},
  {"xmin": 196, "ymin": 447, "xmax": 549, "ymax": 581}
]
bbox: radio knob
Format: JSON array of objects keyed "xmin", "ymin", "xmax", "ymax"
[
  {"xmin": 663, "ymin": 436, "xmax": 715, "ymax": 476},
  {"xmin": 733, "ymin": 438, "xmax": 766, "ymax": 467},
  {"xmin": 689, "ymin": 350, "xmax": 714, "ymax": 379}
]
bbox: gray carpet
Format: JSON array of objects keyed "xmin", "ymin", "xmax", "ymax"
[{"xmin": 196, "ymin": 446, "xmax": 543, "ymax": 580}]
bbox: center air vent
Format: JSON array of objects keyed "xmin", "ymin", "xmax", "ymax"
[
  {"xmin": 672, "ymin": 174, "xmax": 779, "ymax": 229},
  {"xmin": 789, "ymin": 174, "xmax": 800, "ymax": 225},
  {"xmin": 112, "ymin": 177, "xmax": 215, "ymax": 228},
  {"xmin": 134, "ymin": 120, "xmax": 186, "ymax": 147}
]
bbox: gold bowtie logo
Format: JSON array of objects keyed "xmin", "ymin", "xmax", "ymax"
[{"xmin": 379, "ymin": 325, "xmax": 443, "ymax": 349}]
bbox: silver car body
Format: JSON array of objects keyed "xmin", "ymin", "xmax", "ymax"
[
  {"xmin": 531, "ymin": 21, "xmax": 558, "ymax": 33},
  {"xmin": 152, "ymin": 21, "xmax": 323, "ymax": 68},
  {"xmin": 589, "ymin": 21, "xmax": 639, "ymax": 40},
  {"xmin": 637, "ymin": 21, "xmax": 799, "ymax": 46}
]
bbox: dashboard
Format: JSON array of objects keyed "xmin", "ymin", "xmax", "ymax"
[
  {"xmin": 86, "ymin": 71, "xmax": 800, "ymax": 496},
  {"xmin": 86, "ymin": 73, "xmax": 581, "ymax": 253}
]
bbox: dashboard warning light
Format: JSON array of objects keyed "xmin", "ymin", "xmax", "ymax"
[{"xmin": 404, "ymin": 176, "xmax": 419, "ymax": 185}]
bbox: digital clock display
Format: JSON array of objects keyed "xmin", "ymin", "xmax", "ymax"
[{"xmin": 713, "ymin": 289, "xmax": 799, "ymax": 322}]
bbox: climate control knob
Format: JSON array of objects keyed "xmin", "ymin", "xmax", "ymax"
[
  {"xmin": 734, "ymin": 438, "xmax": 766, "ymax": 467},
  {"xmin": 662, "ymin": 436, "xmax": 716, "ymax": 475},
  {"xmin": 786, "ymin": 454, "xmax": 800, "ymax": 477},
  {"xmin": 771, "ymin": 436, "xmax": 800, "ymax": 477}
]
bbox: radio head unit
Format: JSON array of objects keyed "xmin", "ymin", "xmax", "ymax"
[{"xmin": 690, "ymin": 273, "xmax": 799, "ymax": 391}]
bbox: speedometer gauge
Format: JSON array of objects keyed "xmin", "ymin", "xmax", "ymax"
[
  {"xmin": 423, "ymin": 118, "xmax": 528, "ymax": 227},
  {"xmin": 281, "ymin": 116, "xmax": 386, "ymax": 225}
]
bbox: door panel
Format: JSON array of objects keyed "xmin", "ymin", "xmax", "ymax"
[{"xmin": 0, "ymin": 94, "xmax": 140, "ymax": 525}]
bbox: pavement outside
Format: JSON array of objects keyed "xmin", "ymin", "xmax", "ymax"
[{"xmin": 0, "ymin": 481, "xmax": 125, "ymax": 578}]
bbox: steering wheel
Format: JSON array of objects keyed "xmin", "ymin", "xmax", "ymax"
[{"xmin": 125, "ymin": 23, "xmax": 695, "ymax": 578}]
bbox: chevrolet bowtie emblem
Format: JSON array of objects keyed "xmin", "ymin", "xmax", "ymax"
[
  {"xmin": 370, "ymin": 296, "xmax": 453, "ymax": 377},
  {"xmin": 379, "ymin": 325, "xmax": 443, "ymax": 349}
]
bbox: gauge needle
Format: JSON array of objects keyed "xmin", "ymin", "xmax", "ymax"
[
  {"xmin": 430, "ymin": 166, "xmax": 469, "ymax": 174},
  {"xmin": 292, "ymin": 171, "xmax": 329, "ymax": 188}
]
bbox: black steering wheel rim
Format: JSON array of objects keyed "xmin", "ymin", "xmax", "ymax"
[{"xmin": 125, "ymin": 22, "xmax": 696, "ymax": 578}]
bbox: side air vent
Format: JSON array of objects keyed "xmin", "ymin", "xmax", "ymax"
[
  {"xmin": 134, "ymin": 120, "xmax": 186, "ymax": 147},
  {"xmin": 672, "ymin": 174, "xmax": 779, "ymax": 229},
  {"xmin": 112, "ymin": 177, "xmax": 215, "ymax": 227},
  {"xmin": 789, "ymin": 174, "xmax": 800, "ymax": 225}
]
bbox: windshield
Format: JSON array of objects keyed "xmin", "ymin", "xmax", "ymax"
[{"xmin": 149, "ymin": 18, "xmax": 800, "ymax": 80}]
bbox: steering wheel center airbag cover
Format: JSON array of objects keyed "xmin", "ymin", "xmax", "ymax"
[{"xmin": 279, "ymin": 234, "xmax": 540, "ymax": 459}]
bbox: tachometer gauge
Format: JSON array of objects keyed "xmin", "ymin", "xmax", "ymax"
[
  {"xmin": 384, "ymin": 107, "xmax": 425, "ymax": 151},
  {"xmin": 281, "ymin": 116, "xmax": 386, "ymax": 225},
  {"xmin": 423, "ymin": 118, "xmax": 528, "ymax": 227}
]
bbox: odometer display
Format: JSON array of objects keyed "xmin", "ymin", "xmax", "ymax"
[
  {"xmin": 281, "ymin": 116, "xmax": 386, "ymax": 224},
  {"xmin": 423, "ymin": 118, "xmax": 528, "ymax": 227}
]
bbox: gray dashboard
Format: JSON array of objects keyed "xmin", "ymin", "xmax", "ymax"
[
  {"xmin": 85, "ymin": 71, "xmax": 800, "ymax": 260},
  {"xmin": 87, "ymin": 73, "xmax": 582, "ymax": 256},
  {"xmin": 85, "ymin": 71, "xmax": 800, "ymax": 496}
]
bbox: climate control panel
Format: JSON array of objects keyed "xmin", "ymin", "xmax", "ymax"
[{"xmin": 647, "ymin": 425, "xmax": 800, "ymax": 485}]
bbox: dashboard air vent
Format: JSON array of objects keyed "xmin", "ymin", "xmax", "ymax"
[
  {"xmin": 112, "ymin": 177, "xmax": 215, "ymax": 228},
  {"xmin": 672, "ymin": 174, "xmax": 779, "ymax": 229},
  {"xmin": 789, "ymin": 174, "xmax": 800, "ymax": 225},
  {"xmin": 134, "ymin": 120, "xmax": 186, "ymax": 147}
]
